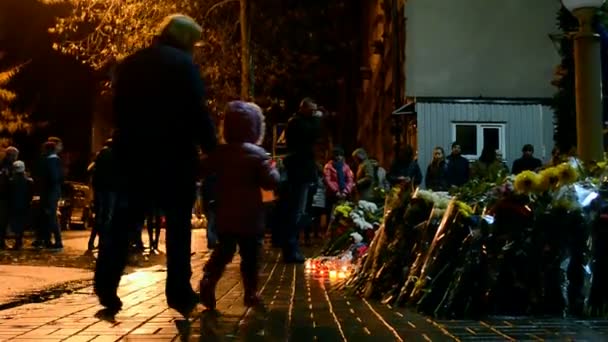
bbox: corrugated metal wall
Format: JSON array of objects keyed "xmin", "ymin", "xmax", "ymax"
[{"xmin": 416, "ymin": 101, "xmax": 555, "ymax": 186}]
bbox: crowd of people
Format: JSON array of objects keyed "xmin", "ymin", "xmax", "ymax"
[
  {"xmin": 0, "ymin": 138, "xmax": 65, "ymax": 251},
  {"xmin": 277, "ymin": 135, "xmax": 561, "ymax": 252}
]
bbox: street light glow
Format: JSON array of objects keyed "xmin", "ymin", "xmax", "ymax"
[{"xmin": 562, "ymin": 0, "xmax": 605, "ymax": 12}]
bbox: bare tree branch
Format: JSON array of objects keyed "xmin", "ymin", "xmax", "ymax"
[{"xmin": 205, "ymin": 0, "xmax": 238, "ymax": 19}]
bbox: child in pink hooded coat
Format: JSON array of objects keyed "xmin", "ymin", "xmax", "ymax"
[{"xmin": 200, "ymin": 101, "xmax": 279, "ymax": 310}]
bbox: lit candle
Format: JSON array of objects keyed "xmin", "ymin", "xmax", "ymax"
[
  {"xmin": 329, "ymin": 270, "xmax": 337, "ymax": 279},
  {"xmin": 338, "ymin": 271, "xmax": 346, "ymax": 279}
]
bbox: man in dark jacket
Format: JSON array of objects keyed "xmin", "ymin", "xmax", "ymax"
[
  {"xmin": 511, "ymin": 144, "xmax": 542, "ymax": 175},
  {"xmin": 282, "ymin": 98, "xmax": 321, "ymax": 263},
  {"xmin": 87, "ymin": 138, "xmax": 116, "ymax": 252},
  {"xmin": 446, "ymin": 142, "xmax": 470, "ymax": 187},
  {"xmin": 38, "ymin": 141, "xmax": 64, "ymax": 250},
  {"xmin": 94, "ymin": 14, "xmax": 217, "ymax": 318}
]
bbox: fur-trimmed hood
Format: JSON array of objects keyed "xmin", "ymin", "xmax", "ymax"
[{"xmin": 222, "ymin": 101, "xmax": 265, "ymax": 145}]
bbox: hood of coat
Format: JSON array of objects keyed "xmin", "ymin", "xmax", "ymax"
[{"xmin": 222, "ymin": 101, "xmax": 265, "ymax": 145}]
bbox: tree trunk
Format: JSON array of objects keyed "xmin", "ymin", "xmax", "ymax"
[{"xmin": 240, "ymin": 0, "xmax": 252, "ymax": 100}]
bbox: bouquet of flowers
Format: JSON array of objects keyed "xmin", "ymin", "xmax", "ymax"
[{"xmin": 319, "ymin": 200, "xmax": 383, "ymax": 256}]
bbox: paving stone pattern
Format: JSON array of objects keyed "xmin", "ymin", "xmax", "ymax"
[{"xmin": 0, "ymin": 246, "xmax": 607, "ymax": 341}]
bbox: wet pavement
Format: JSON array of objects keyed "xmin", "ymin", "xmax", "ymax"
[{"xmin": 0, "ymin": 239, "xmax": 607, "ymax": 341}]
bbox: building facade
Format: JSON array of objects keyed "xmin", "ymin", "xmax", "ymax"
[{"xmin": 404, "ymin": 0, "xmax": 561, "ymax": 180}]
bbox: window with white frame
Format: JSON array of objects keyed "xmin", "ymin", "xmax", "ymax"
[{"xmin": 451, "ymin": 123, "xmax": 506, "ymax": 159}]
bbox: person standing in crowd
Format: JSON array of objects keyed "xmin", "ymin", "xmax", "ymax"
[
  {"xmin": 351, "ymin": 148, "xmax": 387, "ymax": 202},
  {"xmin": 387, "ymin": 145, "xmax": 422, "ymax": 187},
  {"xmin": 471, "ymin": 146, "xmax": 509, "ymax": 182},
  {"xmin": 37, "ymin": 140, "xmax": 64, "ymax": 251},
  {"xmin": 0, "ymin": 146, "xmax": 19, "ymax": 250},
  {"xmin": 446, "ymin": 142, "xmax": 470, "ymax": 187},
  {"xmin": 87, "ymin": 138, "xmax": 116, "ymax": 252},
  {"xmin": 547, "ymin": 146, "xmax": 563, "ymax": 167},
  {"xmin": 94, "ymin": 14, "xmax": 217, "ymax": 318},
  {"xmin": 512, "ymin": 144, "xmax": 542, "ymax": 175},
  {"xmin": 199, "ymin": 101, "xmax": 279, "ymax": 311},
  {"xmin": 307, "ymin": 162, "xmax": 327, "ymax": 243},
  {"xmin": 8, "ymin": 161, "xmax": 33, "ymax": 250},
  {"xmin": 425, "ymin": 146, "xmax": 448, "ymax": 191},
  {"xmin": 282, "ymin": 98, "xmax": 322, "ymax": 263},
  {"xmin": 323, "ymin": 146, "xmax": 354, "ymax": 213},
  {"xmin": 496, "ymin": 150, "xmax": 510, "ymax": 173}
]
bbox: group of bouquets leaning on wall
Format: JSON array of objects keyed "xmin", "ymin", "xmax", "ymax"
[{"xmin": 312, "ymin": 158, "xmax": 608, "ymax": 319}]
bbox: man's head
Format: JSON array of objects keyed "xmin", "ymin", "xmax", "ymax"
[
  {"xmin": 48, "ymin": 137, "xmax": 63, "ymax": 153},
  {"xmin": 43, "ymin": 141, "xmax": 57, "ymax": 155},
  {"xmin": 432, "ymin": 146, "xmax": 445, "ymax": 162},
  {"xmin": 298, "ymin": 98, "xmax": 317, "ymax": 117},
  {"xmin": 155, "ymin": 14, "xmax": 202, "ymax": 54},
  {"xmin": 12, "ymin": 160, "xmax": 25, "ymax": 174},
  {"xmin": 451, "ymin": 142, "xmax": 461, "ymax": 156},
  {"xmin": 332, "ymin": 146, "xmax": 345, "ymax": 162},
  {"xmin": 522, "ymin": 144, "xmax": 534, "ymax": 157},
  {"xmin": 352, "ymin": 148, "xmax": 368, "ymax": 164},
  {"xmin": 496, "ymin": 150, "xmax": 504, "ymax": 161},
  {"xmin": 4, "ymin": 146, "xmax": 19, "ymax": 163}
]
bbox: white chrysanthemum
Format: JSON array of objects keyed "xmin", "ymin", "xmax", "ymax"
[
  {"xmin": 357, "ymin": 200, "xmax": 379, "ymax": 213},
  {"xmin": 350, "ymin": 232, "xmax": 364, "ymax": 244}
]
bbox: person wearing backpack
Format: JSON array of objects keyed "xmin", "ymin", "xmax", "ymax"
[{"xmin": 352, "ymin": 148, "xmax": 387, "ymax": 203}]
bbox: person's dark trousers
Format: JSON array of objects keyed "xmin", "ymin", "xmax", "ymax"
[
  {"xmin": 306, "ymin": 206, "xmax": 325, "ymax": 241},
  {"xmin": 146, "ymin": 208, "xmax": 162, "ymax": 250},
  {"xmin": 204, "ymin": 203, "xmax": 217, "ymax": 249},
  {"xmin": 130, "ymin": 220, "xmax": 145, "ymax": 253},
  {"xmin": 271, "ymin": 182, "xmax": 290, "ymax": 248},
  {"xmin": 88, "ymin": 191, "xmax": 116, "ymax": 250},
  {"xmin": 282, "ymin": 182, "xmax": 310, "ymax": 262},
  {"xmin": 94, "ymin": 187, "xmax": 198, "ymax": 316},
  {"xmin": 0, "ymin": 202, "xmax": 9, "ymax": 249},
  {"xmin": 32, "ymin": 207, "xmax": 48, "ymax": 247},
  {"xmin": 201, "ymin": 234, "xmax": 263, "ymax": 308},
  {"xmin": 41, "ymin": 195, "xmax": 62, "ymax": 248},
  {"xmin": 10, "ymin": 212, "xmax": 27, "ymax": 249}
]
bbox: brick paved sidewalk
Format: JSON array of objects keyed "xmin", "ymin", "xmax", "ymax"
[{"xmin": 0, "ymin": 246, "xmax": 607, "ymax": 341}]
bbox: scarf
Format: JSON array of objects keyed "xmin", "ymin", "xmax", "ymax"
[{"xmin": 333, "ymin": 160, "xmax": 346, "ymax": 192}]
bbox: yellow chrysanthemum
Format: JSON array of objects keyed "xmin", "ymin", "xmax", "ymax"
[
  {"xmin": 334, "ymin": 204, "xmax": 353, "ymax": 217},
  {"xmin": 537, "ymin": 167, "xmax": 560, "ymax": 192},
  {"xmin": 556, "ymin": 162, "xmax": 578, "ymax": 185},
  {"xmin": 514, "ymin": 170, "xmax": 540, "ymax": 194},
  {"xmin": 455, "ymin": 201, "xmax": 474, "ymax": 217}
]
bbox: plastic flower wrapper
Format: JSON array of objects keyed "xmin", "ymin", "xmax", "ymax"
[
  {"xmin": 407, "ymin": 199, "xmax": 476, "ymax": 312},
  {"xmin": 514, "ymin": 170, "xmax": 541, "ymax": 194},
  {"xmin": 550, "ymin": 182, "xmax": 595, "ymax": 212}
]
